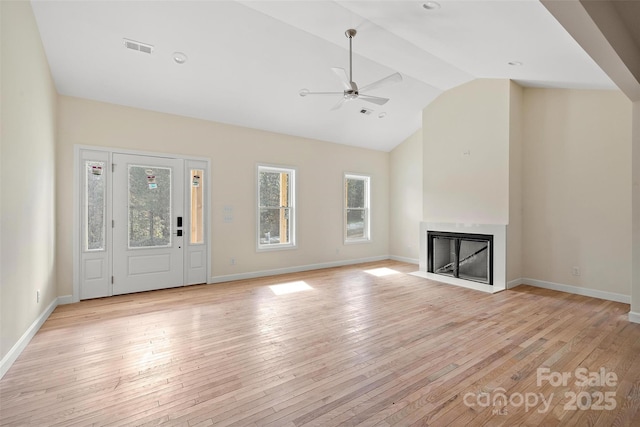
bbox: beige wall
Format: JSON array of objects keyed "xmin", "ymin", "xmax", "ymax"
[
  {"xmin": 1, "ymin": 1, "xmax": 58, "ymax": 361},
  {"xmin": 522, "ymin": 88, "xmax": 632, "ymax": 295},
  {"xmin": 631, "ymin": 101, "xmax": 640, "ymax": 316},
  {"xmin": 420, "ymin": 79, "xmax": 632, "ymax": 296},
  {"xmin": 57, "ymin": 96, "xmax": 389, "ymax": 296},
  {"xmin": 389, "ymin": 129, "xmax": 423, "ymax": 262},
  {"xmin": 507, "ymin": 82, "xmax": 524, "ymax": 282},
  {"xmin": 423, "ymin": 79, "xmax": 511, "ymax": 225}
]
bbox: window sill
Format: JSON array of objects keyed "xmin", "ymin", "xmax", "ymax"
[
  {"xmin": 344, "ymin": 238, "xmax": 371, "ymax": 245},
  {"xmin": 257, "ymin": 243, "xmax": 297, "ymax": 252}
]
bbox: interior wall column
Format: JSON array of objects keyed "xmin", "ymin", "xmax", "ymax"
[{"xmin": 631, "ymin": 101, "xmax": 640, "ymax": 323}]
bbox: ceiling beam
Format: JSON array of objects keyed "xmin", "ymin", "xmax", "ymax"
[{"xmin": 542, "ymin": 0, "xmax": 640, "ymax": 101}]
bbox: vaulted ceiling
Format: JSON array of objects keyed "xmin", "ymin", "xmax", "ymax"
[{"xmin": 31, "ymin": 0, "xmax": 620, "ymax": 151}]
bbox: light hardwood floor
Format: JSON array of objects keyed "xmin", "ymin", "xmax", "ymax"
[{"xmin": 1, "ymin": 260, "xmax": 639, "ymax": 426}]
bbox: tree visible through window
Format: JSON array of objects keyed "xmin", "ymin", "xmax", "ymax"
[
  {"xmin": 345, "ymin": 174, "xmax": 370, "ymax": 242},
  {"xmin": 128, "ymin": 165, "xmax": 172, "ymax": 248},
  {"xmin": 258, "ymin": 165, "xmax": 295, "ymax": 249},
  {"xmin": 85, "ymin": 161, "xmax": 106, "ymax": 251}
]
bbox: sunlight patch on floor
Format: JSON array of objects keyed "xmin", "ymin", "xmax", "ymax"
[
  {"xmin": 269, "ymin": 281, "xmax": 313, "ymax": 295},
  {"xmin": 364, "ymin": 267, "xmax": 402, "ymax": 277}
]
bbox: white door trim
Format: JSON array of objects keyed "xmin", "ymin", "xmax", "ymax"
[{"xmin": 73, "ymin": 145, "xmax": 211, "ymax": 302}]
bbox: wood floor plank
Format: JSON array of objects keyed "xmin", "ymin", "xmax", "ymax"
[{"xmin": 1, "ymin": 260, "xmax": 639, "ymax": 426}]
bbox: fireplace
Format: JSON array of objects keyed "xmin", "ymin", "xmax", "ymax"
[
  {"xmin": 428, "ymin": 231, "xmax": 493, "ymax": 285},
  {"xmin": 415, "ymin": 222, "xmax": 506, "ymax": 293}
]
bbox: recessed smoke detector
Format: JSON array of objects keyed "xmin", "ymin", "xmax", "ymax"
[
  {"xmin": 378, "ymin": 112, "xmax": 387, "ymax": 119},
  {"xmin": 508, "ymin": 61, "xmax": 523, "ymax": 66},
  {"xmin": 423, "ymin": 2, "xmax": 441, "ymax": 10},
  {"xmin": 123, "ymin": 38, "xmax": 154, "ymax": 54},
  {"xmin": 360, "ymin": 107, "xmax": 373, "ymax": 115},
  {"xmin": 173, "ymin": 52, "xmax": 188, "ymax": 64}
]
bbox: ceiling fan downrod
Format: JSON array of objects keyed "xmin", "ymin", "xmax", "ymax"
[{"xmin": 345, "ymin": 28, "xmax": 356, "ymax": 84}]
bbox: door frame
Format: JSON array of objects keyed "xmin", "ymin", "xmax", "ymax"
[{"xmin": 73, "ymin": 145, "xmax": 212, "ymax": 302}]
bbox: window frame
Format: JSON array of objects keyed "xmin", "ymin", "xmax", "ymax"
[
  {"xmin": 256, "ymin": 164, "xmax": 297, "ymax": 251},
  {"xmin": 344, "ymin": 173, "xmax": 371, "ymax": 244}
]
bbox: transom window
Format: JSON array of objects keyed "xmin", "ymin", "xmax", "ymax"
[
  {"xmin": 345, "ymin": 173, "xmax": 370, "ymax": 242},
  {"xmin": 257, "ymin": 165, "xmax": 296, "ymax": 250}
]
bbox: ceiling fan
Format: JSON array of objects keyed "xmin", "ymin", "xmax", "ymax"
[{"xmin": 299, "ymin": 29, "xmax": 403, "ymax": 111}]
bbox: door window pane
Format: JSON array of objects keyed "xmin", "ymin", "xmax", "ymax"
[
  {"xmin": 190, "ymin": 169, "xmax": 204, "ymax": 244},
  {"xmin": 128, "ymin": 165, "xmax": 171, "ymax": 248},
  {"xmin": 85, "ymin": 161, "xmax": 106, "ymax": 251}
]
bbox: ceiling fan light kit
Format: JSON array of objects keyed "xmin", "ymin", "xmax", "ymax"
[{"xmin": 300, "ymin": 29, "xmax": 403, "ymax": 111}]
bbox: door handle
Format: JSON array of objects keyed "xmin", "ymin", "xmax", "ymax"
[{"xmin": 174, "ymin": 230, "xmax": 183, "ymax": 237}]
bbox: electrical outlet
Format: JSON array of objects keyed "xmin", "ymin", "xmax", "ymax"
[
  {"xmin": 572, "ymin": 267, "xmax": 581, "ymax": 276},
  {"xmin": 36, "ymin": 290, "xmax": 40, "ymax": 303},
  {"xmin": 230, "ymin": 258, "xmax": 236, "ymax": 265}
]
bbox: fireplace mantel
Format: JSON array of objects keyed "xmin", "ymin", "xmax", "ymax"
[{"xmin": 413, "ymin": 222, "xmax": 506, "ymax": 293}]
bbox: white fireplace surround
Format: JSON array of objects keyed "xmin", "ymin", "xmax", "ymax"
[{"xmin": 413, "ymin": 222, "xmax": 507, "ymax": 293}]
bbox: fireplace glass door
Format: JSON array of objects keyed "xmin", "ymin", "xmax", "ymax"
[{"xmin": 428, "ymin": 231, "xmax": 493, "ymax": 285}]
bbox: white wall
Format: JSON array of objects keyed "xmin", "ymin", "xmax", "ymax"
[
  {"xmin": 1, "ymin": 2, "xmax": 58, "ymax": 362},
  {"xmin": 389, "ymin": 129, "xmax": 423, "ymax": 262},
  {"xmin": 423, "ymin": 79, "xmax": 511, "ymax": 225},
  {"xmin": 56, "ymin": 96, "xmax": 390, "ymax": 296},
  {"xmin": 522, "ymin": 88, "xmax": 632, "ymax": 296}
]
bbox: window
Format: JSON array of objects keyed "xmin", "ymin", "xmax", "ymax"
[
  {"xmin": 258, "ymin": 165, "xmax": 295, "ymax": 250},
  {"xmin": 344, "ymin": 174, "xmax": 370, "ymax": 242},
  {"xmin": 190, "ymin": 169, "xmax": 204, "ymax": 244},
  {"xmin": 84, "ymin": 161, "xmax": 106, "ymax": 251},
  {"xmin": 127, "ymin": 165, "xmax": 172, "ymax": 248}
]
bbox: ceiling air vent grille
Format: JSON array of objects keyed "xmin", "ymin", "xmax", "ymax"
[
  {"xmin": 123, "ymin": 38, "xmax": 154, "ymax": 54},
  {"xmin": 359, "ymin": 108, "xmax": 373, "ymax": 115}
]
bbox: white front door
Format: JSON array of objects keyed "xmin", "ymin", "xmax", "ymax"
[{"xmin": 112, "ymin": 153, "xmax": 184, "ymax": 295}]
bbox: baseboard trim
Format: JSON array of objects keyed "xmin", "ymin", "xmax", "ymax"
[
  {"xmin": 389, "ymin": 255, "xmax": 419, "ymax": 265},
  {"xmin": 507, "ymin": 278, "xmax": 523, "ymax": 289},
  {"xmin": 629, "ymin": 311, "xmax": 640, "ymax": 324},
  {"xmin": 209, "ymin": 255, "xmax": 390, "ymax": 284},
  {"xmin": 520, "ymin": 278, "xmax": 630, "ymax": 304},
  {"xmin": 0, "ymin": 296, "xmax": 63, "ymax": 379},
  {"xmin": 58, "ymin": 295, "xmax": 73, "ymax": 305}
]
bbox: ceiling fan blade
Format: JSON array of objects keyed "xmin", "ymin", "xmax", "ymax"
[
  {"xmin": 299, "ymin": 89, "xmax": 344, "ymax": 97},
  {"xmin": 358, "ymin": 94, "xmax": 389, "ymax": 105},
  {"xmin": 359, "ymin": 72, "xmax": 403, "ymax": 93},
  {"xmin": 330, "ymin": 98, "xmax": 347, "ymax": 111},
  {"xmin": 331, "ymin": 67, "xmax": 352, "ymax": 90}
]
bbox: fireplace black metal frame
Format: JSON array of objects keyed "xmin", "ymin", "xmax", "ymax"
[{"xmin": 427, "ymin": 231, "xmax": 494, "ymax": 286}]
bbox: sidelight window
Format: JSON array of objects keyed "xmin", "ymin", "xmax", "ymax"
[
  {"xmin": 85, "ymin": 161, "xmax": 106, "ymax": 251},
  {"xmin": 190, "ymin": 169, "xmax": 204, "ymax": 244}
]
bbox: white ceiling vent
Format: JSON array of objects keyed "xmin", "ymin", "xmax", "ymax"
[
  {"xmin": 123, "ymin": 38, "xmax": 154, "ymax": 54},
  {"xmin": 359, "ymin": 107, "xmax": 373, "ymax": 115}
]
